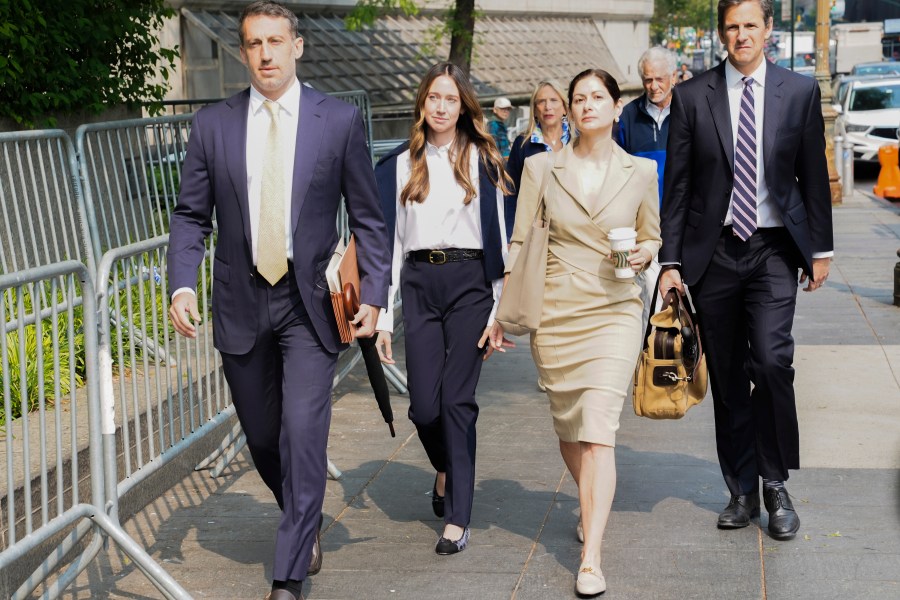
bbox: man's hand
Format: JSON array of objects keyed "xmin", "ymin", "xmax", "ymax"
[
  {"xmin": 169, "ymin": 291, "xmax": 201, "ymax": 339},
  {"xmin": 658, "ymin": 267, "xmax": 684, "ymax": 296},
  {"xmin": 352, "ymin": 304, "xmax": 379, "ymax": 338},
  {"xmin": 374, "ymin": 330, "xmax": 394, "ymax": 364},
  {"xmin": 800, "ymin": 257, "xmax": 831, "ymax": 292}
]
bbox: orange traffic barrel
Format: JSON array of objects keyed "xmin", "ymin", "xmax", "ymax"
[{"xmin": 873, "ymin": 144, "xmax": 900, "ymax": 199}]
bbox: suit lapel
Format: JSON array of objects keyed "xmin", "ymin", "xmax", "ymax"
[
  {"xmin": 291, "ymin": 85, "xmax": 327, "ymax": 235},
  {"xmin": 762, "ymin": 66, "xmax": 785, "ymax": 177},
  {"xmin": 551, "ymin": 145, "xmax": 592, "ymax": 216},
  {"xmin": 224, "ymin": 90, "xmax": 252, "ymax": 251},
  {"xmin": 592, "ymin": 146, "xmax": 634, "ymax": 219},
  {"xmin": 706, "ymin": 64, "xmax": 734, "ymax": 177}
]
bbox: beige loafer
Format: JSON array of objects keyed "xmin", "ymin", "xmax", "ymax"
[{"xmin": 575, "ymin": 564, "xmax": 606, "ymax": 598}]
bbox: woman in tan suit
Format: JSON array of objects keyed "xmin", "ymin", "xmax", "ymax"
[{"xmin": 489, "ymin": 69, "xmax": 661, "ymax": 597}]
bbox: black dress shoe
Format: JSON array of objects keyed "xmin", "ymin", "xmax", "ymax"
[
  {"xmin": 308, "ymin": 514, "xmax": 323, "ymax": 575},
  {"xmin": 763, "ymin": 487, "xmax": 800, "ymax": 540},
  {"xmin": 435, "ymin": 527, "xmax": 470, "ymax": 555},
  {"xmin": 431, "ymin": 475, "xmax": 445, "ymax": 518},
  {"xmin": 266, "ymin": 589, "xmax": 303, "ymax": 600},
  {"xmin": 717, "ymin": 493, "xmax": 760, "ymax": 529}
]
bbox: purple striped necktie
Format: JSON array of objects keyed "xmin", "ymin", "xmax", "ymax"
[{"xmin": 732, "ymin": 76, "xmax": 758, "ymax": 241}]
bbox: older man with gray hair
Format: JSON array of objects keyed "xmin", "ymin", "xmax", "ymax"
[{"xmin": 616, "ymin": 46, "xmax": 679, "ymax": 325}]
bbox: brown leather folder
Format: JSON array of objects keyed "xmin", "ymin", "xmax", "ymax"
[{"xmin": 326, "ymin": 235, "xmax": 360, "ymax": 343}]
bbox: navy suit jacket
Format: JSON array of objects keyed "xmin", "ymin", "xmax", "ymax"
[
  {"xmin": 374, "ymin": 141, "xmax": 506, "ymax": 284},
  {"xmin": 167, "ymin": 85, "xmax": 391, "ymax": 355},
  {"xmin": 660, "ymin": 62, "xmax": 833, "ymax": 286}
]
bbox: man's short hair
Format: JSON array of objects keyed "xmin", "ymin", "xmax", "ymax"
[
  {"xmin": 717, "ymin": 0, "xmax": 773, "ymax": 34},
  {"xmin": 638, "ymin": 47, "xmax": 677, "ymax": 76},
  {"xmin": 239, "ymin": 0, "xmax": 301, "ymax": 45}
]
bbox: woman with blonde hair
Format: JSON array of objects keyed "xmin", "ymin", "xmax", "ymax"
[
  {"xmin": 490, "ymin": 69, "xmax": 661, "ymax": 596},
  {"xmin": 504, "ymin": 79, "xmax": 571, "ymax": 237},
  {"xmin": 373, "ymin": 61, "xmax": 511, "ymax": 555}
]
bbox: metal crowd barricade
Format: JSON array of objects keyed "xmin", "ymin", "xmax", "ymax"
[{"xmin": 0, "ymin": 262, "xmax": 190, "ymax": 600}]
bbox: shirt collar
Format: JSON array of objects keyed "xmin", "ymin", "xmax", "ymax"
[
  {"xmin": 724, "ymin": 59, "xmax": 767, "ymax": 89},
  {"xmin": 530, "ymin": 120, "xmax": 571, "ymax": 149},
  {"xmin": 249, "ymin": 78, "xmax": 301, "ymax": 117},
  {"xmin": 425, "ymin": 138, "xmax": 454, "ymax": 157}
]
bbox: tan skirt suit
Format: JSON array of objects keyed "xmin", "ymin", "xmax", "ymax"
[{"xmin": 507, "ymin": 144, "xmax": 661, "ymax": 446}]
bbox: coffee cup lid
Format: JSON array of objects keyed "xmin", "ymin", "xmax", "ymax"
[{"xmin": 608, "ymin": 227, "xmax": 637, "ymax": 240}]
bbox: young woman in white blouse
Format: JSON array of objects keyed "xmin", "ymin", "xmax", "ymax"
[{"xmin": 373, "ymin": 62, "xmax": 511, "ymax": 555}]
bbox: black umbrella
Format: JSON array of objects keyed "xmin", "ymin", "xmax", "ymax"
[{"xmin": 357, "ymin": 335, "xmax": 395, "ymax": 437}]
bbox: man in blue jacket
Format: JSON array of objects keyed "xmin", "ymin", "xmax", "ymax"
[{"xmin": 617, "ymin": 46, "xmax": 679, "ymax": 325}]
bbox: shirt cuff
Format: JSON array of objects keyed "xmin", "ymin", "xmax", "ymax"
[
  {"xmin": 376, "ymin": 306, "xmax": 393, "ymax": 333},
  {"xmin": 171, "ymin": 287, "xmax": 196, "ymax": 301},
  {"xmin": 812, "ymin": 251, "xmax": 834, "ymax": 259},
  {"xmin": 487, "ymin": 278, "xmax": 503, "ymax": 326}
]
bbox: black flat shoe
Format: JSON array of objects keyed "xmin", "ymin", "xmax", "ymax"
[
  {"xmin": 717, "ymin": 493, "xmax": 760, "ymax": 529},
  {"xmin": 435, "ymin": 527, "xmax": 470, "ymax": 555},
  {"xmin": 431, "ymin": 475, "xmax": 445, "ymax": 518},
  {"xmin": 764, "ymin": 487, "xmax": 800, "ymax": 540}
]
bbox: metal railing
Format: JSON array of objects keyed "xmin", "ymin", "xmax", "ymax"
[
  {"xmin": 0, "ymin": 262, "xmax": 190, "ymax": 600},
  {"xmin": 0, "ymin": 89, "xmax": 407, "ymax": 599}
]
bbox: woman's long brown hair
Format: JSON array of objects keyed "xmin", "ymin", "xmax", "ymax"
[{"xmin": 401, "ymin": 62, "xmax": 512, "ymax": 206}]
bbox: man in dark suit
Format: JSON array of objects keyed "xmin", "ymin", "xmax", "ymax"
[
  {"xmin": 167, "ymin": 2, "xmax": 390, "ymax": 598},
  {"xmin": 659, "ymin": 0, "xmax": 833, "ymax": 541}
]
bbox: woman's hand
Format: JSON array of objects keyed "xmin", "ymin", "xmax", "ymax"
[
  {"xmin": 479, "ymin": 321, "xmax": 512, "ymax": 361},
  {"xmin": 627, "ymin": 246, "xmax": 652, "ymax": 274},
  {"xmin": 375, "ymin": 330, "xmax": 395, "ymax": 364}
]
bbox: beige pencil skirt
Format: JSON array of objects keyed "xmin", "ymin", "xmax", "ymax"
[{"xmin": 530, "ymin": 255, "xmax": 643, "ymax": 447}]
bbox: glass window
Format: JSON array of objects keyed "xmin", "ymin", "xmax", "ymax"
[{"xmin": 849, "ymin": 85, "xmax": 900, "ymax": 111}]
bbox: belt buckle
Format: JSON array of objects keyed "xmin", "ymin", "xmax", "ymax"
[{"xmin": 428, "ymin": 250, "xmax": 447, "ymax": 264}]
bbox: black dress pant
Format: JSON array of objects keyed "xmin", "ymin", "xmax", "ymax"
[
  {"xmin": 401, "ymin": 257, "xmax": 493, "ymax": 528},
  {"xmin": 690, "ymin": 227, "xmax": 801, "ymax": 496},
  {"xmin": 219, "ymin": 269, "xmax": 337, "ymax": 582}
]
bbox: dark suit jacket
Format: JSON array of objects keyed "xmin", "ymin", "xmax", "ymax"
[
  {"xmin": 167, "ymin": 85, "xmax": 391, "ymax": 355},
  {"xmin": 660, "ymin": 62, "xmax": 833, "ymax": 286},
  {"xmin": 374, "ymin": 141, "xmax": 506, "ymax": 284}
]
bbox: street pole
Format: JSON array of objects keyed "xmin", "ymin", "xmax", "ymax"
[
  {"xmin": 710, "ymin": 0, "xmax": 715, "ymax": 69},
  {"xmin": 815, "ymin": 0, "xmax": 842, "ymax": 204},
  {"xmin": 790, "ymin": 0, "xmax": 796, "ymax": 70}
]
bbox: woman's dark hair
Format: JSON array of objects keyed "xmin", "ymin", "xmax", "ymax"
[{"xmin": 568, "ymin": 69, "xmax": 621, "ymax": 107}]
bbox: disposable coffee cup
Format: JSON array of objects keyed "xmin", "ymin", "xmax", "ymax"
[{"xmin": 609, "ymin": 227, "xmax": 637, "ymax": 279}]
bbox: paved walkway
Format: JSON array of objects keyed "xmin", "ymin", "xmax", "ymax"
[{"xmin": 65, "ymin": 191, "xmax": 900, "ymax": 599}]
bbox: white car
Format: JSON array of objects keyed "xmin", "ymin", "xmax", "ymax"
[{"xmin": 835, "ymin": 77, "xmax": 900, "ymax": 162}]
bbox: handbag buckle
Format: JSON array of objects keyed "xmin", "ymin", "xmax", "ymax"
[{"xmin": 428, "ymin": 250, "xmax": 447, "ymax": 264}]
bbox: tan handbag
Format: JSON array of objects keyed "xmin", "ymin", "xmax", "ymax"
[
  {"xmin": 495, "ymin": 156, "xmax": 553, "ymax": 336},
  {"xmin": 633, "ymin": 281, "xmax": 709, "ymax": 419}
]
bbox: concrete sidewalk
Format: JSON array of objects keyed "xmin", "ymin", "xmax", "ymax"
[{"xmin": 64, "ymin": 191, "xmax": 900, "ymax": 599}]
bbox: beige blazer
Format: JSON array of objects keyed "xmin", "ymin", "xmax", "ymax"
[{"xmin": 507, "ymin": 143, "xmax": 661, "ymax": 281}]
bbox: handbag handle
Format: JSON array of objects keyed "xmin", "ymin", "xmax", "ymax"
[
  {"xmin": 642, "ymin": 276, "xmax": 704, "ymax": 379},
  {"xmin": 531, "ymin": 153, "xmax": 555, "ymax": 226}
]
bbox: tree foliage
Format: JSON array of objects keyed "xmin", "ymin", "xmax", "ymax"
[
  {"xmin": 345, "ymin": 0, "xmax": 477, "ymax": 74},
  {"xmin": 651, "ymin": 0, "xmax": 715, "ymax": 45},
  {"xmin": 0, "ymin": 0, "xmax": 178, "ymax": 128}
]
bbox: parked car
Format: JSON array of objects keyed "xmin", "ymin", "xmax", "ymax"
[
  {"xmin": 835, "ymin": 77, "xmax": 900, "ymax": 162},
  {"xmin": 774, "ymin": 55, "xmax": 815, "ymax": 76},
  {"xmin": 832, "ymin": 73, "xmax": 900, "ymax": 108},
  {"xmin": 849, "ymin": 61, "xmax": 900, "ymax": 76}
]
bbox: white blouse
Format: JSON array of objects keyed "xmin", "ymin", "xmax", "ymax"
[{"xmin": 376, "ymin": 140, "xmax": 508, "ymax": 333}]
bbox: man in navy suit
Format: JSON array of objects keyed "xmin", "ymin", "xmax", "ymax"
[
  {"xmin": 659, "ymin": 0, "xmax": 833, "ymax": 541},
  {"xmin": 167, "ymin": 2, "xmax": 390, "ymax": 598}
]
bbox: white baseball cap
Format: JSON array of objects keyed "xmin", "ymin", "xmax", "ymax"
[{"xmin": 493, "ymin": 97, "xmax": 512, "ymax": 109}]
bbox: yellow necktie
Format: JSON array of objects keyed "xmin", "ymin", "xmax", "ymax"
[{"xmin": 257, "ymin": 100, "xmax": 288, "ymax": 285}]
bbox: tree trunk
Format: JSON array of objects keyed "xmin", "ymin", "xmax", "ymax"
[{"xmin": 447, "ymin": 0, "xmax": 475, "ymax": 75}]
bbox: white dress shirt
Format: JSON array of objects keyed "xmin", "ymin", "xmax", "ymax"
[
  {"xmin": 723, "ymin": 60, "xmax": 780, "ymax": 229},
  {"xmin": 723, "ymin": 60, "xmax": 832, "ymax": 258},
  {"xmin": 247, "ymin": 79, "xmax": 300, "ymax": 264},
  {"xmin": 376, "ymin": 141, "xmax": 508, "ymax": 333},
  {"xmin": 172, "ymin": 80, "xmax": 301, "ymax": 300}
]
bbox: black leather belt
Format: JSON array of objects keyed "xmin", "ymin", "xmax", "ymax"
[{"xmin": 406, "ymin": 248, "xmax": 484, "ymax": 265}]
